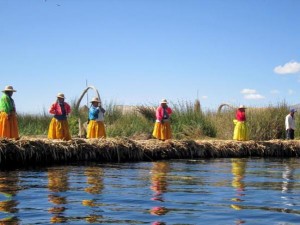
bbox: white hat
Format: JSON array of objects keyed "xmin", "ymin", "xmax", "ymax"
[
  {"xmin": 90, "ymin": 97, "xmax": 101, "ymax": 103},
  {"xmin": 160, "ymin": 99, "xmax": 168, "ymax": 104},
  {"xmin": 57, "ymin": 93, "xmax": 65, "ymax": 99},
  {"xmin": 2, "ymin": 85, "xmax": 16, "ymax": 92},
  {"xmin": 238, "ymin": 105, "xmax": 246, "ymax": 109}
]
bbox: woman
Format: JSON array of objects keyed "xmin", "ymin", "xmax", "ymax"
[
  {"xmin": 152, "ymin": 99, "xmax": 172, "ymax": 140},
  {"xmin": 233, "ymin": 105, "xmax": 249, "ymax": 141},
  {"xmin": 48, "ymin": 93, "xmax": 71, "ymax": 141},
  {"xmin": 87, "ymin": 97, "xmax": 106, "ymax": 138},
  {"xmin": 0, "ymin": 85, "xmax": 19, "ymax": 139}
]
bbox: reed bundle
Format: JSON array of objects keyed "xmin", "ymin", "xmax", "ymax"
[{"xmin": 0, "ymin": 138, "xmax": 299, "ymax": 168}]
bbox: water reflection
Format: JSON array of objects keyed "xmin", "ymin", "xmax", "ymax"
[
  {"xmin": 0, "ymin": 159, "xmax": 298, "ymax": 224},
  {"xmin": 48, "ymin": 168, "xmax": 69, "ymax": 223},
  {"xmin": 82, "ymin": 167, "xmax": 104, "ymax": 223},
  {"xmin": 282, "ymin": 161, "xmax": 295, "ymax": 194},
  {"xmin": 281, "ymin": 160, "xmax": 296, "ymax": 209},
  {"xmin": 150, "ymin": 162, "xmax": 169, "ymax": 225},
  {"xmin": 152, "ymin": 221, "xmax": 166, "ymax": 225},
  {"xmin": 230, "ymin": 159, "xmax": 247, "ymax": 225},
  {"xmin": 150, "ymin": 162, "xmax": 169, "ymax": 203},
  {"xmin": 231, "ymin": 159, "xmax": 246, "ymax": 211},
  {"xmin": 0, "ymin": 171, "xmax": 20, "ymax": 225}
]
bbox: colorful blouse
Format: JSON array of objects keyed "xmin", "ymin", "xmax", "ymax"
[
  {"xmin": 155, "ymin": 106, "xmax": 172, "ymax": 122},
  {"xmin": 236, "ymin": 109, "xmax": 246, "ymax": 121},
  {"xmin": 0, "ymin": 93, "xmax": 15, "ymax": 114},
  {"xmin": 89, "ymin": 106, "xmax": 105, "ymax": 121},
  {"xmin": 49, "ymin": 101, "xmax": 71, "ymax": 120}
]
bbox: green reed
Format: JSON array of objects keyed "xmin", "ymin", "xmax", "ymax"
[
  {"xmin": 106, "ymin": 112, "xmax": 153, "ymax": 138},
  {"xmin": 18, "ymin": 111, "xmax": 51, "ymax": 136},
  {"xmin": 206, "ymin": 108, "xmax": 235, "ymax": 140},
  {"xmin": 170, "ymin": 101, "xmax": 216, "ymax": 139},
  {"xmin": 247, "ymin": 103, "xmax": 288, "ymax": 140},
  {"xmin": 208, "ymin": 102, "xmax": 290, "ymax": 140},
  {"xmin": 17, "ymin": 100, "xmax": 296, "ymax": 140}
]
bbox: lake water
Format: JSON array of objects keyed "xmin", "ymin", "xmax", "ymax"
[{"xmin": 0, "ymin": 158, "xmax": 299, "ymax": 224}]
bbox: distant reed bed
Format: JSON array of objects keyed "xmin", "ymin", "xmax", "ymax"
[{"xmin": 17, "ymin": 101, "xmax": 296, "ymax": 141}]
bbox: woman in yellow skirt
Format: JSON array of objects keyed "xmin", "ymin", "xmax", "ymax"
[
  {"xmin": 48, "ymin": 93, "xmax": 71, "ymax": 141},
  {"xmin": 0, "ymin": 85, "xmax": 19, "ymax": 139},
  {"xmin": 233, "ymin": 105, "xmax": 249, "ymax": 141},
  {"xmin": 152, "ymin": 99, "xmax": 172, "ymax": 140},
  {"xmin": 87, "ymin": 97, "xmax": 106, "ymax": 138}
]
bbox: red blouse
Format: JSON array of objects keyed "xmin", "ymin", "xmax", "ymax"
[{"xmin": 236, "ymin": 109, "xmax": 246, "ymax": 121}]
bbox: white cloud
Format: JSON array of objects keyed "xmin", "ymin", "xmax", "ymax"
[
  {"xmin": 241, "ymin": 89, "xmax": 257, "ymax": 94},
  {"xmin": 201, "ymin": 96, "xmax": 208, "ymax": 99},
  {"xmin": 274, "ymin": 61, "xmax": 300, "ymax": 74},
  {"xmin": 270, "ymin": 89, "xmax": 279, "ymax": 94},
  {"xmin": 244, "ymin": 94, "xmax": 265, "ymax": 99},
  {"xmin": 241, "ymin": 88, "xmax": 265, "ymax": 100}
]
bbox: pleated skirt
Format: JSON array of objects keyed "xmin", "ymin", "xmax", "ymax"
[
  {"xmin": 87, "ymin": 120, "xmax": 106, "ymax": 138},
  {"xmin": 0, "ymin": 112, "xmax": 19, "ymax": 139},
  {"xmin": 233, "ymin": 120, "xmax": 248, "ymax": 141},
  {"xmin": 48, "ymin": 118, "xmax": 71, "ymax": 141},
  {"xmin": 152, "ymin": 121, "xmax": 171, "ymax": 140}
]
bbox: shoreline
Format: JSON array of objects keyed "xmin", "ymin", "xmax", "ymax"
[{"xmin": 0, "ymin": 138, "xmax": 299, "ymax": 169}]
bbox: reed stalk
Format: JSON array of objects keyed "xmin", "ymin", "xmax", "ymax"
[
  {"xmin": 17, "ymin": 100, "xmax": 296, "ymax": 140},
  {"xmin": 0, "ymin": 138, "xmax": 299, "ymax": 169}
]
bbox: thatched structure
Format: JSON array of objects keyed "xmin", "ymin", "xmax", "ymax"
[
  {"xmin": 0, "ymin": 138, "xmax": 299, "ymax": 168},
  {"xmin": 217, "ymin": 103, "xmax": 235, "ymax": 113}
]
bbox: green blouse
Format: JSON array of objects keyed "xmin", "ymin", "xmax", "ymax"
[{"xmin": 0, "ymin": 93, "xmax": 14, "ymax": 114}]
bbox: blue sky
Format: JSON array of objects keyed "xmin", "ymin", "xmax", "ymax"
[{"xmin": 1, "ymin": 0, "xmax": 300, "ymax": 113}]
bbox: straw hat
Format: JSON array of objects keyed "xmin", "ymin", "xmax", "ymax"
[
  {"xmin": 160, "ymin": 99, "xmax": 168, "ymax": 104},
  {"xmin": 90, "ymin": 97, "xmax": 101, "ymax": 103},
  {"xmin": 2, "ymin": 85, "xmax": 16, "ymax": 92},
  {"xmin": 57, "ymin": 93, "xmax": 65, "ymax": 99},
  {"xmin": 238, "ymin": 105, "xmax": 246, "ymax": 109}
]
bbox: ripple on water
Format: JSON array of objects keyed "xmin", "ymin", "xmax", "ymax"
[{"xmin": 0, "ymin": 158, "xmax": 299, "ymax": 224}]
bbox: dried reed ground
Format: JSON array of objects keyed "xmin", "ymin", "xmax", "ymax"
[{"xmin": 0, "ymin": 138, "xmax": 299, "ymax": 168}]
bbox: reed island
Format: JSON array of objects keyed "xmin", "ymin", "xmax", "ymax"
[{"xmin": 1, "ymin": 97, "xmax": 300, "ymax": 168}]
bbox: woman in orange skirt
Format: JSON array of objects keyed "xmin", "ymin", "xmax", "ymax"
[
  {"xmin": 0, "ymin": 85, "xmax": 19, "ymax": 139},
  {"xmin": 48, "ymin": 93, "xmax": 71, "ymax": 141},
  {"xmin": 87, "ymin": 97, "xmax": 106, "ymax": 138},
  {"xmin": 152, "ymin": 99, "xmax": 172, "ymax": 140}
]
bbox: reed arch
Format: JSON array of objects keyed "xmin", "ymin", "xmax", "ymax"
[
  {"xmin": 75, "ymin": 86, "xmax": 101, "ymax": 111},
  {"xmin": 217, "ymin": 103, "xmax": 235, "ymax": 113},
  {"xmin": 76, "ymin": 86, "xmax": 101, "ymax": 137}
]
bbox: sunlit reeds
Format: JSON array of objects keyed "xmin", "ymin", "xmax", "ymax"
[
  {"xmin": 209, "ymin": 102, "xmax": 290, "ymax": 140},
  {"xmin": 0, "ymin": 138, "xmax": 299, "ymax": 168},
  {"xmin": 17, "ymin": 100, "xmax": 296, "ymax": 140},
  {"xmin": 170, "ymin": 101, "xmax": 216, "ymax": 139},
  {"xmin": 18, "ymin": 112, "xmax": 51, "ymax": 136},
  {"xmin": 247, "ymin": 103, "xmax": 288, "ymax": 140},
  {"xmin": 8, "ymin": 101, "xmax": 299, "ymax": 169}
]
